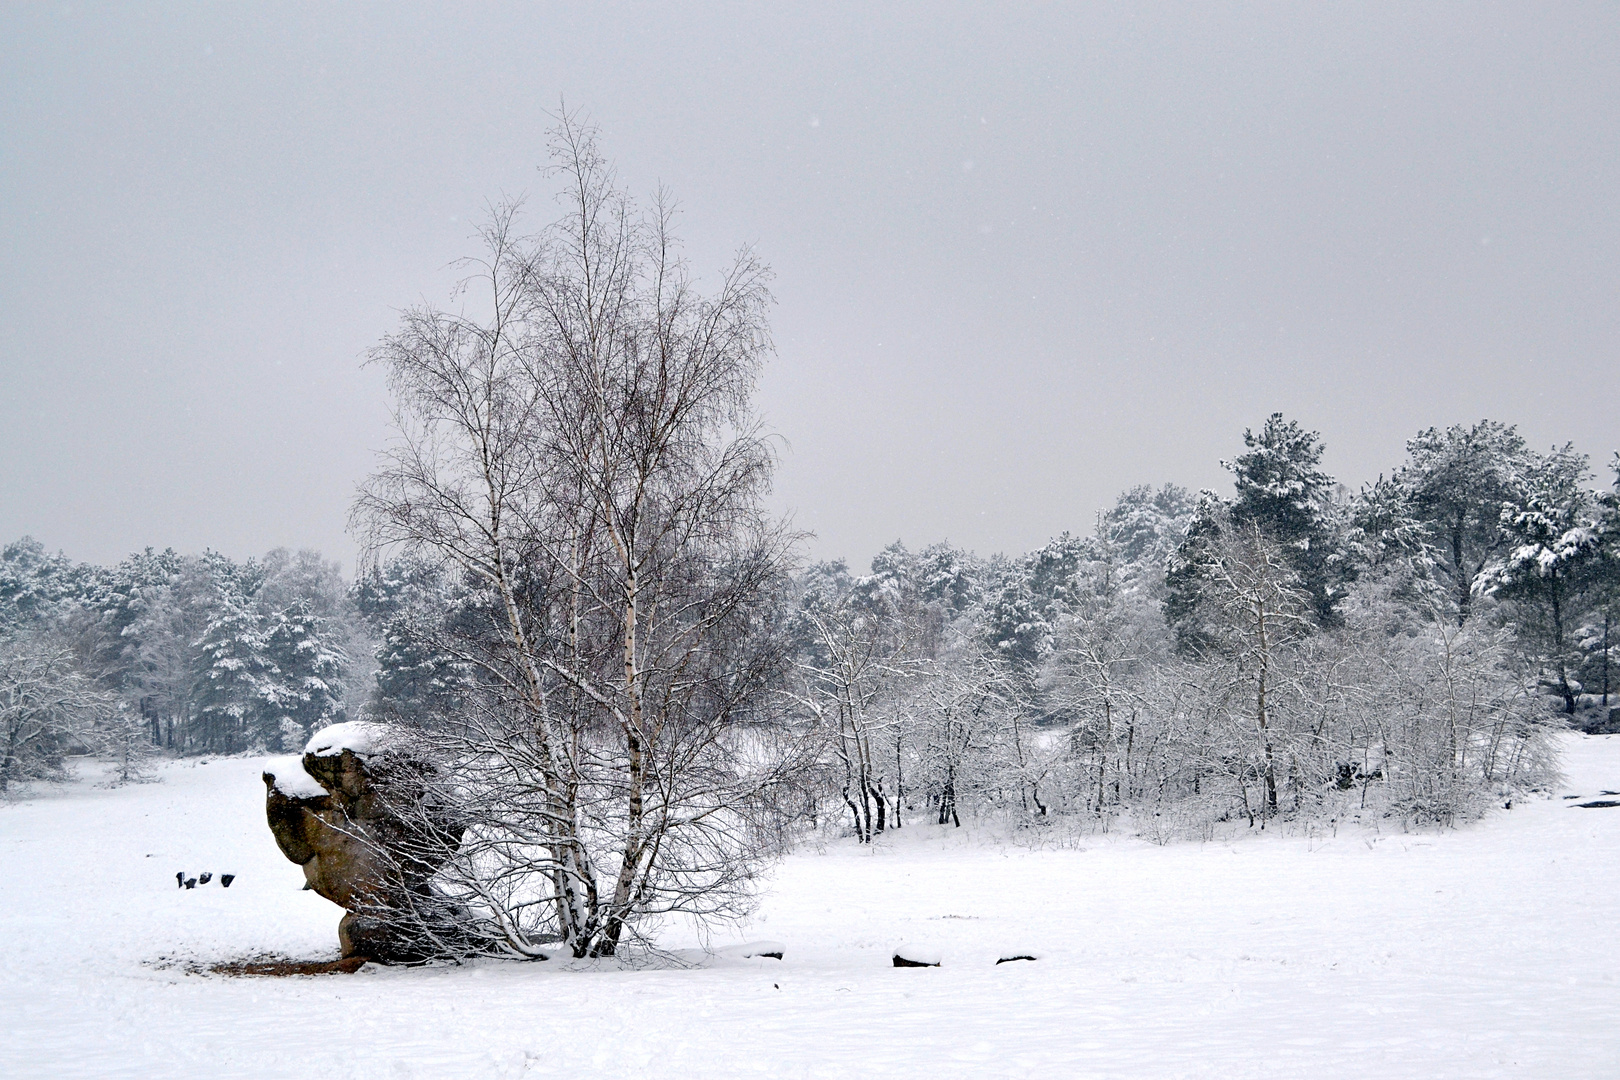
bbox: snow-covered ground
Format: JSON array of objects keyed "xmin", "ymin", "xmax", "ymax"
[{"xmin": 3, "ymin": 736, "xmax": 1618, "ymax": 1079}]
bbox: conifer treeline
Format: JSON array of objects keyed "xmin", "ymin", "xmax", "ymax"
[{"xmin": 4, "ymin": 415, "xmax": 1616, "ymax": 832}]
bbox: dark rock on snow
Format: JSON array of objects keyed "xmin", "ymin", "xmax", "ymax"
[{"xmin": 892, "ymin": 946, "xmax": 942, "ymax": 968}]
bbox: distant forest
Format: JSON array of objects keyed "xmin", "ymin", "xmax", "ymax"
[{"xmin": 3, "ymin": 415, "xmax": 1617, "ymax": 837}]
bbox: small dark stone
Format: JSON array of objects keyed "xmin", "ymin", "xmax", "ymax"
[
  {"xmin": 176, "ymin": 872, "xmax": 184, "ymax": 889},
  {"xmin": 1575, "ymin": 800, "xmax": 1620, "ymax": 809},
  {"xmin": 996, "ymin": 954, "xmax": 1038, "ymax": 964},
  {"xmin": 198, "ymin": 873, "xmax": 212, "ymax": 885},
  {"xmin": 184, "ymin": 877, "xmax": 197, "ymax": 889},
  {"xmin": 220, "ymin": 874, "xmax": 235, "ymax": 888},
  {"xmin": 893, "ymin": 956, "xmax": 939, "ymax": 968}
]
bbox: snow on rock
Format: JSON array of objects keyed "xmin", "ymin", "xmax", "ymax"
[
  {"xmin": 304, "ymin": 721, "xmax": 394, "ymax": 759},
  {"xmin": 263, "ymin": 755, "xmax": 328, "ymax": 800},
  {"xmin": 892, "ymin": 943, "xmax": 942, "ymax": 967},
  {"xmin": 715, "ymin": 940, "xmax": 785, "ymax": 960}
]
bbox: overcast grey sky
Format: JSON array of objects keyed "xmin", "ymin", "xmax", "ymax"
[{"xmin": 3, "ymin": 3, "xmax": 1617, "ymax": 572}]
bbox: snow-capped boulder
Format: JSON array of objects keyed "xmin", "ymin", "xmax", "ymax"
[
  {"xmin": 264, "ymin": 755, "xmax": 327, "ymax": 800},
  {"xmin": 305, "ymin": 720, "xmax": 395, "ymax": 759},
  {"xmin": 263, "ymin": 724, "xmax": 463, "ymax": 963},
  {"xmin": 716, "ymin": 940, "xmax": 786, "ymax": 961},
  {"xmin": 892, "ymin": 944, "xmax": 942, "ymax": 967}
]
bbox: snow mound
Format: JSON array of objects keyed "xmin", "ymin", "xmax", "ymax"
[
  {"xmin": 892, "ymin": 944, "xmax": 941, "ymax": 967},
  {"xmin": 263, "ymin": 756, "xmax": 327, "ymax": 799},
  {"xmin": 716, "ymin": 940, "xmax": 785, "ymax": 960},
  {"xmin": 304, "ymin": 721, "xmax": 394, "ymax": 759}
]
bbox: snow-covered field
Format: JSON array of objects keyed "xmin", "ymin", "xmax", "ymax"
[{"xmin": 3, "ymin": 736, "xmax": 1618, "ymax": 1079}]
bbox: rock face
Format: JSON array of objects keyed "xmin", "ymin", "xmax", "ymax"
[{"xmin": 264, "ymin": 724, "xmax": 462, "ymax": 963}]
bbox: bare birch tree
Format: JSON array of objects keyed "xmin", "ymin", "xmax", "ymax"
[
  {"xmin": 1187, "ymin": 517, "xmax": 1316, "ymax": 822},
  {"xmin": 790, "ymin": 602, "xmax": 921, "ymax": 842},
  {"xmin": 353, "ymin": 113, "xmax": 805, "ymax": 958}
]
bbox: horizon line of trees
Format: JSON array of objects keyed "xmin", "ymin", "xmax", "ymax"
[
  {"xmin": 779, "ymin": 416, "xmax": 1618, "ymax": 848},
  {"xmin": 0, "ymin": 542, "xmax": 371, "ymax": 791},
  {"xmin": 5, "ymin": 415, "xmax": 1615, "ymax": 818}
]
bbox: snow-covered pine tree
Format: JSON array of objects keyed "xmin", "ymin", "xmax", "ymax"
[
  {"xmin": 0, "ymin": 537, "xmax": 88, "ymax": 630},
  {"xmin": 1396, "ymin": 420, "xmax": 1536, "ymax": 625},
  {"xmin": 1576, "ymin": 455, "xmax": 1620, "ymax": 708},
  {"xmin": 1476, "ymin": 445, "xmax": 1603, "ymax": 714},
  {"xmin": 353, "ymin": 558, "xmax": 471, "ymax": 725},
  {"xmin": 1223, "ymin": 413, "xmax": 1348, "ymax": 625},
  {"xmin": 259, "ymin": 599, "xmax": 349, "ymax": 750},
  {"xmin": 1096, "ymin": 483, "xmax": 1196, "ymax": 586},
  {"xmin": 191, "ymin": 594, "xmax": 273, "ymax": 753}
]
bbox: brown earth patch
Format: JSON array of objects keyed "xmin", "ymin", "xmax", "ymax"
[{"xmin": 208, "ymin": 954, "xmax": 370, "ymax": 977}]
